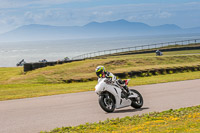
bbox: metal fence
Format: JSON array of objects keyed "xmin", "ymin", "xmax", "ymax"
[{"xmin": 71, "ymin": 39, "xmax": 200, "ymax": 60}]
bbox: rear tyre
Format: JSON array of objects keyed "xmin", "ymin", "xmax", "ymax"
[
  {"xmin": 99, "ymin": 92, "xmax": 115, "ymax": 113},
  {"xmin": 130, "ymin": 89, "xmax": 143, "ymax": 109}
]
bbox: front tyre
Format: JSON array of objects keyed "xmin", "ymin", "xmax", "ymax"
[
  {"xmin": 99, "ymin": 92, "xmax": 115, "ymax": 113},
  {"xmin": 130, "ymin": 89, "xmax": 143, "ymax": 109}
]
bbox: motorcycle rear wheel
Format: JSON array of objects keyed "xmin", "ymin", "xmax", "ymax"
[{"xmin": 130, "ymin": 89, "xmax": 143, "ymax": 109}]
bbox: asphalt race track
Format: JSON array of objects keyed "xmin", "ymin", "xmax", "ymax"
[{"xmin": 0, "ymin": 79, "xmax": 200, "ymax": 133}]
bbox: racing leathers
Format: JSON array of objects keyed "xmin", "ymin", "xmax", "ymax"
[{"xmin": 98, "ymin": 71, "xmax": 130, "ymax": 95}]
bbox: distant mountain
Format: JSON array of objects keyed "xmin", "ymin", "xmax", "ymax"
[
  {"xmin": 0, "ymin": 19, "xmax": 199, "ymax": 42},
  {"xmin": 185, "ymin": 27, "xmax": 200, "ymax": 33},
  {"xmin": 153, "ymin": 24, "xmax": 181, "ymax": 31}
]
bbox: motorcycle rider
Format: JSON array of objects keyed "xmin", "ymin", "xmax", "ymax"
[{"xmin": 95, "ymin": 66, "xmax": 132, "ymax": 98}]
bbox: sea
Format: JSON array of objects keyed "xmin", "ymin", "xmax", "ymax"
[{"xmin": 0, "ymin": 34, "xmax": 200, "ymax": 67}]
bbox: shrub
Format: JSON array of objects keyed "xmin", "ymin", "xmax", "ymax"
[
  {"xmin": 154, "ymin": 71, "xmax": 159, "ymax": 75},
  {"xmin": 141, "ymin": 72, "xmax": 147, "ymax": 77},
  {"xmin": 161, "ymin": 70, "xmax": 167, "ymax": 75},
  {"xmin": 168, "ymin": 70, "xmax": 174, "ymax": 74},
  {"xmin": 147, "ymin": 72, "xmax": 153, "ymax": 76},
  {"xmin": 82, "ymin": 78, "xmax": 89, "ymax": 82}
]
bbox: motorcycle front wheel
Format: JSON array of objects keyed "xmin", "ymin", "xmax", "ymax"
[
  {"xmin": 99, "ymin": 92, "xmax": 115, "ymax": 113},
  {"xmin": 130, "ymin": 89, "xmax": 143, "ymax": 109}
]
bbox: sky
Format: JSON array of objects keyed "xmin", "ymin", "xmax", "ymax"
[{"xmin": 0, "ymin": 0, "xmax": 200, "ymax": 34}]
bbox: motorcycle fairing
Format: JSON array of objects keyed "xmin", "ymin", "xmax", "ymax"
[{"xmin": 95, "ymin": 78, "xmax": 132, "ymax": 109}]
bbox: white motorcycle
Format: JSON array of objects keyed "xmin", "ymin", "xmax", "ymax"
[{"xmin": 95, "ymin": 78, "xmax": 143, "ymax": 113}]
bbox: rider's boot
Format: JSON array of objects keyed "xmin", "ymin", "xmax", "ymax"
[
  {"xmin": 117, "ymin": 79, "xmax": 135, "ymax": 98},
  {"xmin": 123, "ymin": 86, "xmax": 135, "ymax": 99}
]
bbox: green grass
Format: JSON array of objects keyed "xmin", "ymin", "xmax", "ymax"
[
  {"xmin": 0, "ymin": 71, "xmax": 200, "ymax": 101},
  {"xmin": 41, "ymin": 105, "xmax": 200, "ymax": 133},
  {"xmin": 0, "ymin": 49, "xmax": 200, "ymax": 101},
  {"xmin": 1, "ymin": 49, "xmax": 200, "ymax": 84},
  {"xmin": 0, "ymin": 67, "xmax": 23, "ymax": 82},
  {"xmin": 0, "ymin": 83, "xmax": 95, "ymax": 100}
]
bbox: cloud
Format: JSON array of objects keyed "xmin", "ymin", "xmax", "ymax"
[
  {"xmin": 183, "ymin": 2, "xmax": 200, "ymax": 6},
  {"xmin": 0, "ymin": 14, "xmax": 21, "ymax": 33},
  {"xmin": 92, "ymin": 11, "xmax": 113, "ymax": 16},
  {"xmin": 0, "ymin": 1, "xmax": 200, "ymax": 33},
  {"xmin": 0, "ymin": 0, "xmax": 90, "ymax": 8},
  {"xmin": 79, "ymin": 4, "xmax": 172, "ymax": 22},
  {"xmin": 157, "ymin": 12, "xmax": 172, "ymax": 19}
]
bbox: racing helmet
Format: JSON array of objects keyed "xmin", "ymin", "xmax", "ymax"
[{"xmin": 95, "ymin": 66, "xmax": 106, "ymax": 78}]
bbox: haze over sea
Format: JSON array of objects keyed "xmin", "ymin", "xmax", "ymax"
[{"xmin": 0, "ymin": 34, "xmax": 200, "ymax": 67}]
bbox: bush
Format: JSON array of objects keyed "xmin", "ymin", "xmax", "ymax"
[
  {"xmin": 168, "ymin": 70, "xmax": 174, "ymax": 74},
  {"xmin": 154, "ymin": 71, "xmax": 159, "ymax": 75},
  {"xmin": 82, "ymin": 78, "xmax": 89, "ymax": 82},
  {"xmin": 140, "ymin": 72, "xmax": 147, "ymax": 77},
  {"xmin": 147, "ymin": 72, "xmax": 153, "ymax": 76},
  {"xmin": 161, "ymin": 70, "xmax": 167, "ymax": 75}
]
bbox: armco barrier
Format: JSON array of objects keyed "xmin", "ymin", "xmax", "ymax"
[
  {"xmin": 46, "ymin": 61, "xmax": 57, "ymax": 66},
  {"xmin": 24, "ymin": 59, "xmax": 83, "ymax": 72},
  {"xmin": 24, "ymin": 63, "xmax": 33, "ymax": 72},
  {"xmin": 114, "ymin": 45, "xmax": 200, "ymax": 56},
  {"xmin": 72, "ymin": 39, "xmax": 200, "ymax": 60},
  {"xmin": 24, "ymin": 45, "xmax": 200, "ymax": 72},
  {"xmin": 23, "ymin": 39, "xmax": 200, "ymax": 72}
]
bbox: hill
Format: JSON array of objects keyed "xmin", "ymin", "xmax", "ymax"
[
  {"xmin": 0, "ymin": 19, "xmax": 199, "ymax": 42},
  {"xmin": 0, "ymin": 49, "xmax": 200, "ymax": 100}
]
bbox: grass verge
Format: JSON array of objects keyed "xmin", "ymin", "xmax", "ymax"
[
  {"xmin": 1, "ymin": 50, "xmax": 200, "ymax": 84},
  {"xmin": 0, "ymin": 71, "xmax": 200, "ymax": 101},
  {"xmin": 0, "ymin": 49, "xmax": 200, "ymax": 101},
  {"xmin": 41, "ymin": 105, "xmax": 200, "ymax": 133}
]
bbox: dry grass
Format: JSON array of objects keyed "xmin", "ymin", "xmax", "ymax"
[
  {"xmin": 0, "ymin": 67, "xmax": 23, "ymax": 82},
  {"xmin": 0, "ymin": 71, "xmax": 200, "ymax": 101},
  {"xmin": 2, "ymin": 51, "xmax": 200, "ymax": 84},
  {"xmin": 0, "ymin": 48, "xmax": 200, "ymax": 101}
]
